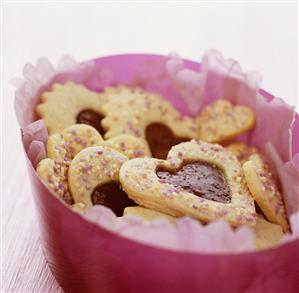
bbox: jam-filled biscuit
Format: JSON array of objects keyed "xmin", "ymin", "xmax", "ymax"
[
  {"xmin": 243, "ymin": 154, "xmax": 289, "ymax": 232},
  {"xmin": 255, "ymin": 214, "xmax": 283, "ymax": 249},
  {"xmin": 123, "ymin": 206, "xmax": 177, "ymax": 223},
  {"xmin": 100, "ymin": 86, "xmax": 197, "ymax": 159},
  {"xmin": 120, "ymin": 140, "xmax": 257, "ymax": 227},
  {"xmin": 68, "ymin": 146, "xmax": 137, "ymax": 215},
  {"xmin": 226, "ymin": 142, "xmax": 258, "ymax": 165},
  {"xmin": 37, "ymin": 82, "xmax": 107, "ymax": 135},
  {"xmin": 196, "ymin": 100, "xmax": 255, "ymax": 143}
]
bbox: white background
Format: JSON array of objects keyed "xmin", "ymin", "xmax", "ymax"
[{"xmin": 2, "ymin": 2, "xmax": 298, "ymax": 292}]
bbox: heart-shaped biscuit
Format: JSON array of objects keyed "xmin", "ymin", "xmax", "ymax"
[
  {"xmin": 37, "ymin": 82, "xmax": 108, "ymax": 135},
  {"xmin": 101, "ymin": 86, "xmax": 197, "ymax": 159},
  {"xmin": 68, "ymin": 146, "xmax": 137, "ymax": 215},
  {"xmin": 120, "ymin": 140, "xmax": 257, "ymax": 227},
  {"xmin": 196, "ymin": 100, "xmax": 255, "ymax": 143}
]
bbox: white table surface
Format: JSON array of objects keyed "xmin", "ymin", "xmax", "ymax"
[{"xmin": 2, "ymin": 2, "xmax": 297, "ymax": 292}]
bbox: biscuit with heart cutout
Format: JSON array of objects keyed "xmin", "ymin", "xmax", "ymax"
[
  {"xmin": 68, "ymin": 146, "xmax": 137, "ymax": 215},
  {"xmin": 100, "ymin": 85, "xmax": 197, "ymax": 159},
  {"xmin": 120, "ymin": 140, "xmax": 257, "ymax": 227},
  {"xmin": 196, "ymin": 100, "xmax": 255, "ymax": 143},
  {"xmin": 36, "ymin": 82, "xmax": 108, "ymax": 135}
]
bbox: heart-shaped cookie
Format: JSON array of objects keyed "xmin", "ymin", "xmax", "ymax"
[
  {"xmin": 196, "ymin": 99, "xmax": 255, "ymax": 143},
  {"xmin": 120, "ymin": 140, "xmax": 257, "ymax": 227},
  {"xmin": 68, "ymin": 146, "xmax": 137, "ymax": 215},
  {"xmin": 100, "ymin": 86, "xmax": 197, "ymax": 159}
]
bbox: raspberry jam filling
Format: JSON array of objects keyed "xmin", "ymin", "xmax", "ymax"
[
  {"xmin": 76, "ymin": 110, "xmax": 106, "ymax": 136},
  {"xmin": 91, "ymin": 181, "xmax": 137, "ymax": 216},
  {"xmin": 157, "ymin": 162, "xmax": 231, "ymax": 203},
  {"xmin": 145, "ymin": 123, "xmax": 189, "ymax": 160}
]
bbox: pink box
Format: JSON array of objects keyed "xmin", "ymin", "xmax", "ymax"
[{"xmin": 18, "ymin": 54, "xmax": 299, "ymax": 292}]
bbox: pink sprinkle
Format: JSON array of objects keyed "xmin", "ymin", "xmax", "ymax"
[
  {"xmin": 236, "ymin": 215, "xmax": 242, "ymax": 222},
  {"xmin": 217, "ymin": 209, "xmax": 228, "ymax": 216},
  {"xmin": 82, "ymin": 165, "xmax": 92, "ymax": 173},
  {"xmin": 120, "ymin": 142, "xmax": 126, "ymax": 151},
  {"xmin": 145, "ymin": 101, "xmax": 151, "ymax": 109},
  {"xmin": 134, "ymin": 149, "xmax": 144, "ymax": 157}
]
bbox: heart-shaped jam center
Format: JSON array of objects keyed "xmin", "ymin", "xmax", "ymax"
[
  {"xmin": 77, "ymin": 109, "xmax": 106, "ymax": 136},
  {"xmin": 157, "ymin": 162, "xmax": 231, "ymax": 203},
  {"xmin": 92, "ymin": 181, "xmax": 137, "ymax": 216},
  {"xmin": 145, "ymin": 123, "xmax": 189, "ymax": 160}
]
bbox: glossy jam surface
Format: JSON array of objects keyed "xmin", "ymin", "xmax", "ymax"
[
  {"xmin": 157, "ymin": 162, "xmax": 231, "ymax": 203},
  {"xmin": 145, "ymin": 123, "xmax": 189, "ymax": 159},
  {"xmin": 92, "ymin": 182, "xmax": 137, "ymax": 216},
  {"xmin": 76, "ymin": 110, "xmax": 106, "ymax": 136}
]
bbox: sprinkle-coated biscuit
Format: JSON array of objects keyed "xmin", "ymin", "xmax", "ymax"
[
  {"xmin": 100, "ymin": 86, "xmax": 197, "ymax": 158},
  {"xmin": 243, "ymin": 154, "xmax": 289, "ymax": 232},
  {"xmin": 120, "ymin": 140, "xmax": 257, "ymax": 227},
  {"xmin": 37, "ymin": 158, "xmax": 72, "ymax": 204},
  {"xmin": 197, "ymin": 100, "xmax": 255, "ymax": 143},
  {"xmin": 36, "ymin": 82, "xmax": 107, "ymax": 134},
  {"xmin": 68, "ymin": 146, "xmax": 129, "ymax": 212}
]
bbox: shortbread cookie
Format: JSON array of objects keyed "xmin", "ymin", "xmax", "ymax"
[
  {"xmin": 46, "ymin": 133, "xmax": 70, "ymax": 162},
  {"xmin": 68, "ymin": 146, "xmax": 137, "ymax": 215},
  {"xmin": 196, "ymin": 100, "xmax": 255, "ymax": 143},
  {"xmin": 60, "ymin": 124, "xmax": 103, "ymax": 159},
  {"xmin": 100, "ymin": 86, "xmax": 197, "ymax": 159},
  {"xmin": 243, "ymin": 154, "xmax": 289, "ymax": 232},
  {"xmin": 105, "ymin": 135, "xmax": 150, "ymax": 159},
  {"xmin": 255, "ymin": 214, "xmax": 283, "ymax": 249},
  {"xmin": 47, "ymin": 124, "xmax": 104, "ymax": 161},
  {"xmin": 37, "ymin": 158, "xmax": 73, "ymax": 204},
  {"xmin": 123, "ymin": 206, "xmax": 177, "ymax": 223},
  {"xmin": 37, "ymin": 82, "xmax": 107, "ymax": 135},
  {"xmin": 226, "ymin": 142, "xmax": 258, "ymax": 165},
  {"xmin": 120, "ymin": 140, "xmax": 257, "ymax": 227}
]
